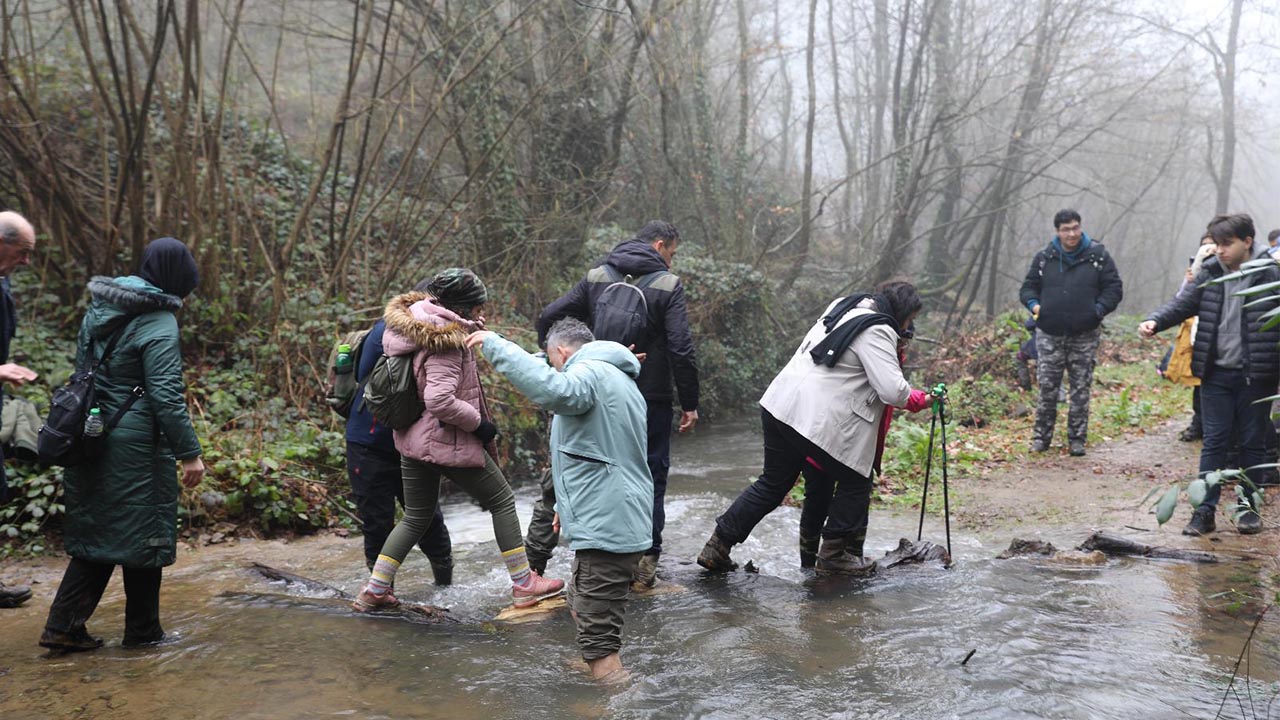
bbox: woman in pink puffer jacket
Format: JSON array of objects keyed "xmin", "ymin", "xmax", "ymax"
[{"xmin": 353, "ymin": 268, "xmax": 564, "ymax": 611}]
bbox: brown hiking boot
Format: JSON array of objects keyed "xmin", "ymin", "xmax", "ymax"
[
  {"xmin": 815, "ymin": 536, "xmax": 878, "ymax": 576},
  {"xmin": 696, "ymin": 531, "xmax": 738, "ymax": 572},
  {"xmin": 632, "ymin": 554, "xmax": 659, "ymax": 590}
]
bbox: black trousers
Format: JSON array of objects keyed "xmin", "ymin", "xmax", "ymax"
[
  {"xmin": 716, "ymin": 408, "xmax": 873, "ymax": 544},
  {"xmin": 45, "ymin": 557, "xmax": 163, "ymax": 644},
  {"xmin": 347, "ymin": 443, "xmax": 451, "ymax": 570},
  {"xmin": 645, "ymin": 401, "xmax": 673, "ymax": 556}
]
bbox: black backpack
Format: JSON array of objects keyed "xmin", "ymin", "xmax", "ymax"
[
  {"xmin": 361, "ymin": 353, "xmax": 424, "ymax": 430},
  {"xmin": 37, "ymin": 317, "xmax": 146, "ymax": 468},
  {"xmin": 591, "ymin": 265, "xmax": 666, "ymax": 348}
]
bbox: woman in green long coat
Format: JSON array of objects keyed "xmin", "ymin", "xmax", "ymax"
[{"xmin": 40, "ymin": 238, "xmax": 205, "ymax": 652}]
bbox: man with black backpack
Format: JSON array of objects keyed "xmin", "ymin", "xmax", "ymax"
[
  {"xmin": 340, "ymin": 279, "xmax": 454, "ymax": 585},
  {"xmin": 0, "ymin": 211, "xmax": 37, "ymax": 609},
  {"xmin": 534, "ymin": 221, "xmax": 700, "ymax": 589}
]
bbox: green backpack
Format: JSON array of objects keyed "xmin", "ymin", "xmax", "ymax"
[
  {"xmin": 361, "ymin": 353, "xmax": 424, "ymax": 430},
  {"xmin": 324, "ymin": 328, "xmax": 372, "ymax": 418}
]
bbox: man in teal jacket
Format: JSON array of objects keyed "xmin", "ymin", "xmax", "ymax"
[{"xmin": 466, "ymin": 318, "xmax": 652, "ymax": 682}]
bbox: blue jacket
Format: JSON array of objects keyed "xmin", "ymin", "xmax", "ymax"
[
  {"xmin": 344, "ymin": 320, "xmax": 395, "ymax": 453},
  {"xmin": 481, "ymin": 336, "xmax": 653, "ymax": 554}
]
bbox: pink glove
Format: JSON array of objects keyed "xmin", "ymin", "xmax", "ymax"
[{"xmin": 904, "ymin": 388, "xmax": 930, "ymax": 413}]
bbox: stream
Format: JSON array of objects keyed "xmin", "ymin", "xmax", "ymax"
[{"xmin": 2, "ymin": 417, "xmax": 1278, "ymax": 719}]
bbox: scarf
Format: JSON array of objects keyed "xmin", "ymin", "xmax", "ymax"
[
  {"xmin": 1051, "ymin": 232, "xmax": 1093, "ymax": 272},
  {"xmin": 808, "ymin": 294, "xmax": 901, "ymax": 368}
]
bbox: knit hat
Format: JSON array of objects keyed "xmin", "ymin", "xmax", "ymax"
[
  {"xmin": 138, "ymin": 237, "xmax": 199, "ymax": 299},
  {"xmin": 426, "ymin": 268, "xmax": 487, "ymax": 310}
]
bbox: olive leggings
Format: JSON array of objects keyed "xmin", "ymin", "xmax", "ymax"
[{"xmin": 377, "ymin": 454, "xmax": 524, "ymax": 564}]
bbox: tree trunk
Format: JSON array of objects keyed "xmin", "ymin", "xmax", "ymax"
[{"xmin": 780, "ymin": 0, "xmax": 819, "ymax": 292}]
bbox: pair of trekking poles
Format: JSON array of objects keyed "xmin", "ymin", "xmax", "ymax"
[{"xmin": 916, "ymin": 383, "xmax": 952, "ymax": 557}]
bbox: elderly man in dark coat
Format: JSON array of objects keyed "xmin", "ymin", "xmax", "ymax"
[{"xmin": 0, "ymin": 210, "xmax": 38, "ymax": 609}]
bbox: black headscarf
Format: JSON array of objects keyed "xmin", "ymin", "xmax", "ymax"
[
  {"xmin": 808, "ymin": 293, "xmax": 901, "ymax": 368},
  {"xmin": 138, "ymin": 237, "xmax": 199, "ymax": 299}
]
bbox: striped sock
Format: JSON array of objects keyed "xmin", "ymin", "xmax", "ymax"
[
  {"xmin": 502, "ymin": 546, "xmax": 532, "ymax": 586},
  {"xmin": 367, "ymin": 554, "xmax": 401, "ymax": 595}
]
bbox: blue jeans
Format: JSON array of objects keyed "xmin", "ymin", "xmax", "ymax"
[{"xmin": 1199, "ymin": 367, "xmax": 1272, "ymax": 509}]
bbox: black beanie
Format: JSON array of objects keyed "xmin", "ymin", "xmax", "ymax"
[
  {"xmin": 426, "ymin": 268, "xmax": 487, "ymax": 311},
  {"xmin": 138, "ymin": 237, "xmax": 199, "ymax": 299}
]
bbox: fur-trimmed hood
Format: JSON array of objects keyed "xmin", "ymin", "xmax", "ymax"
[
  {"xmin": 84, "ymin": 275, "xmax": 183, "ymax": 340},
  {"xmin": 382, "ymin": 291, "xmax": 475, "ymax": 356}
]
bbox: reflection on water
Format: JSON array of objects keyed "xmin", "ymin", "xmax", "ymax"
[{"xmin": 2, "ymin": 417, "xmax": 1278, "ymax": 719}]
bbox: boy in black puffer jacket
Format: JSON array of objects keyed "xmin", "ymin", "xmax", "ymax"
[{"xmin": 1141, "ymin": 214, "xmax": 1280, "ymax": 536}]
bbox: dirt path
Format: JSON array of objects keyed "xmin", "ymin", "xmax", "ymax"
[{"xmin": 950, "ymin": 417, "xmax": 1279, "ymax": 555}]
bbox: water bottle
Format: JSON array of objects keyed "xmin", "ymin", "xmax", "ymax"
[
  {"xmin": 335, "ymin": 344, "xmax": 353, "ymax": 375},
  {"xmin": 83, "ymin": 407, "xmax": 104, "ymax": 438}
]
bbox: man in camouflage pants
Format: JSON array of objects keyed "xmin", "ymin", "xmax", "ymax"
[{"xmin": 1019, "ymin": 210, "xmax": 1123, "ymax": 456}]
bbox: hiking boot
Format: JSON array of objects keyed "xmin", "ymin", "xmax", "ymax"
[
  {"xmin": 351, "ymin": 585, "xmax": 400, "ymax": 612},
  {"xmin": 1237, "ymin": 509, "xmax": 1263, "ymax": 535},
  {"xmin": 815, "ymin": 536, "xmax": 877, "ymax": 576},
  {"xmin": 1069, "ymin": 440, "xmax": 1086, "ymax": 457},
  {"xmin": 632, "ymin": 554, "xmax": 658, "ymax": 590},
  {"xmin": 512, "ymin": 570, "xmax": 565, "ymax": 608},
  {"xmin": 430, "ymin": 556, "xmax": 454, "ymax": 587},
  {"xmin": 1030, "ymin": 439, "xmax": 1049, "ymax": 453},
  {"xmin": 1182, "ymin": 507, "xmax": 1216, "ymax": 536},
  {"xmin": 799, "ymin": 534, "xmax": 820, "ymax": 569},
  {"xmin": 122, "ymin": 631, "xmax": 169, "ymax": 649},
  {"xmin": 1178, "ymin": 423, "xmax": 1203, "ymax": 442},
  {"xmin": 39, "ymin": 628, "xmax": 103, "ymax": 653},
  {"xmin": 696, "ymin": 531, "xmax": 738, "ymax": 572},
  {"xmin": 0, "ymin": 581, "xmax": 32, "ymax": 608}
]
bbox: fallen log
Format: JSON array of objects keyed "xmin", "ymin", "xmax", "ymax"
[
  {"xmin": 246, "ymin": 562, "xmax": 463, "ymax": 623},
  {"xmin": 1077, "ymin": 531, "xmax": 1222, "ymax": 564},
  {"xmin": 220, "ymin": 590, "xmax": 466, "ymax": 625}
]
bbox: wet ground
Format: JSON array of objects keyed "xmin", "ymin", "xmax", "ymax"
[{"xmin": 2, "ymin": 417, "xmax": 1278, "ymax": 719}]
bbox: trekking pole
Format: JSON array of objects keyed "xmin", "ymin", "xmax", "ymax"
[
  {"xmin": 916, "ymin": 392, "xmax": 939, "ymax": 542},
  {"xmin": 934, "ymin": 383, "xmax": 952, "ymax": 557}
]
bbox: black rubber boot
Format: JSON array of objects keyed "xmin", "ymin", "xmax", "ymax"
[
  {"xmin": 799, "ymin": 534, "xmax": 819, "ymax": 569},
  {"xmin": 430, "ymin": 556, "xmax": 454, "ymax": 587},
  {"xmin": 696, "ymin": 531, "xmax": 738, "ymax": 572}
]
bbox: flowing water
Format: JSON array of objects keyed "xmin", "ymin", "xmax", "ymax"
[{"xmin": 2, "ymin": 418, "xmax": 1279, "ymax": 719}]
